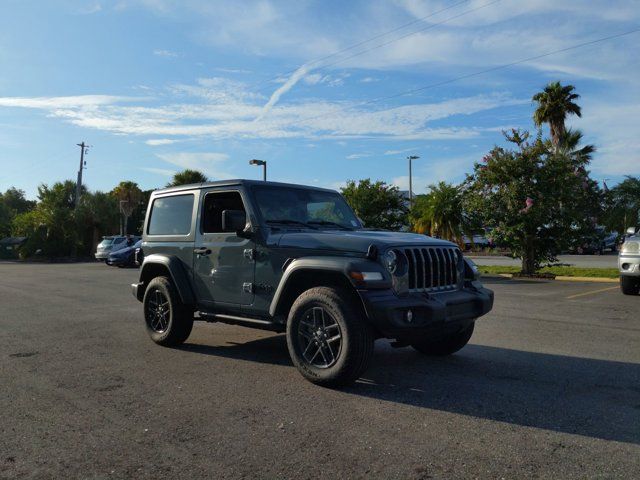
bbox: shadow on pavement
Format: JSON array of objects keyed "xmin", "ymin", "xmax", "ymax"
[{"xmin": 179, "ymin": 335, "xmax": 640, "ymax": 444}]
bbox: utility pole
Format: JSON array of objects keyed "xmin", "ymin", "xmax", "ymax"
[
  {"xmin": 75, "ymin": 142, "xmax": 88, "ymax": 209},
  {"xmin": 407, "ymin": 155, "xmax": 420, "ymax": 209}
]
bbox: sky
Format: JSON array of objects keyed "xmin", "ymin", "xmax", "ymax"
[{"xmin": 0, "ymin": 0, "xmax": 638, "ymax": 199}]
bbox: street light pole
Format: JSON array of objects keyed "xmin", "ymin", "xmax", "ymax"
[
  {"xmin": 407, "ymin": 155, "xmax": 419, "ymax": 208},
  {"xmin": 249, "ymin": 159, "xmax": 267, "ymax": 181}
]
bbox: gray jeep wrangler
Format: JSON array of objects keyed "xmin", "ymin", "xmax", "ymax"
[{"xmin": 132, "ymin": 180, "xmax": 494, "ymax": 386}]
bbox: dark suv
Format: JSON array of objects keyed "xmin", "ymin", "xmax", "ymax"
[{"xmin": 132, "ymin": 180, "xmax": 493, "ymax": 386}]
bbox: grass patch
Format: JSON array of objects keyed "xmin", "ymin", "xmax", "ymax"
[{"xmin": 477, "ymin": 265, "xmax": 619, "ymax": 279}]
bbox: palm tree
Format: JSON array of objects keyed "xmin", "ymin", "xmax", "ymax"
[
  {"xmin": 112, "ymin": 181, "xmax": 142, "ymax": 235},
  {"xmin": 410, "ymin": 182, "xmax": 468, "ymax": 243},
  {"xmin": 532, "ymin": 81, "xmax": 582, "ymax": 146},
  {"xmin": 556, "ymin": 128, "xmax": 596, "ymax": 165},
  {"xmin": 167, "ymin": 169, "xmax": 209, "ymax": 187}
]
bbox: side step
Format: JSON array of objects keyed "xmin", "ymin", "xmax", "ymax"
[{"xmin": 197, "ymin": 312, "xmax": 285, "ymax": 333}]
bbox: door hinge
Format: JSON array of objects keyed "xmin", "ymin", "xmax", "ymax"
[
  {"xmin": 243, "ymin": 248, "xmax": 256, "ymax": 261},
  {"xmin": 243, "ymin": 282, "xmax": 254, "ymax": 294}
]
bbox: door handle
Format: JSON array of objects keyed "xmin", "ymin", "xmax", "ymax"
[{"xmin": 194, "ymin": 247, "xmax": 211, "ymax": 256}]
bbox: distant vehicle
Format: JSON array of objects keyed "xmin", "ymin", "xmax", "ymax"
[
  {"xmin": 619, "ymin": 227, "xmax": 640, "ymax": 295},
  {"xmin": 461, "ymin": 234, "xmax": 493, "ymax": 250},
  {"xmin": 572, "ymin": 227, "xmax": 618, "ymax": 255},
  {"xmin": 106, "ymin": 240, "xmax": 142, "ymax": 267},
  {"xmin": 95, "ymin": 236, "xmax": 139, "ymax": 261}
]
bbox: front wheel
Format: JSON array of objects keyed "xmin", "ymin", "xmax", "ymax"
[
  {"xmin": 143, "ymin": 276, "xmax": 194, "ymax": 346},
  {"xmin": 620, "ymin": 276, "xmax": 640, "ymax": 295},
  {"xmin": 286, "ymin": 287, "xmax": 374, "ymax": 387},
  {"xmin": 411, "ymin": 322, "xmax": 475, "ymax": 356}
]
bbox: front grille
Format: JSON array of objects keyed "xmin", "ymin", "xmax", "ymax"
[{"xmin": 403, "ymin": 247, "xmax": 462, "ymax": 292}]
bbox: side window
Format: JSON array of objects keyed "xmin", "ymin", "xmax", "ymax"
[
  {"xmin": 148, "ymin": 194, "xmax": 194, "ymax": 235},
  {"xmin": 202, "ymin": 191, "xmax": 246, "ymax": 233}
]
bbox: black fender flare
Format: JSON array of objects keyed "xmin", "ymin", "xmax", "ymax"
[
  {"xmin": 137, "ymin": 254, "xmax": 196, "ymax": 305},
  {"xmin": 268, "ymin": 256, "xmax": 389, "ymax": 317}
]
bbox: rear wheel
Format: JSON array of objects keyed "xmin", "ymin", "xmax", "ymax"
[
  {"xmin": 411, "ymin": 322, "xmax": 475, "ymax": 356},
  {"xmin": 286, "ymin": 287, "xmax": 374, "ymax": 387},
  {"xmin": 143, "ymin": 276, "xmax": 193, "ymax": 346},
  {"xmin": 620, "ymin": 276, "xmax": 640, "ymax": 295}
]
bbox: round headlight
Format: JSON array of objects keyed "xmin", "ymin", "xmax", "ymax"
[
  {"xmin": 384, "ymin": 250, "xmax": 398, "ymax": 274},
  {"xmin": 622, "ymin": 241, "xmax": 640, "ymax": 254}
]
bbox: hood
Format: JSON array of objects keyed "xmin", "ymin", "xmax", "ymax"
[{"xmin": 274, "ymin": 229, "xmax": 456, "ymax": 254}]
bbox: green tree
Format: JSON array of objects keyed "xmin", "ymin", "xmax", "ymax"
[
  {"xmin": 341, "ymin": 179, "xmax": 407, "ymax": 230},
  {"xmin": 0, "ymin": 187, "xmax": 36, "ymax": 237},
  {"xmin": 603, "ymin": 176, "xmax": 640, "ymax": 234},
  {"xmin": 532, "ymin": 81, "xmax": 582, "ymax": 147},
  {"xmin": 12, "ymin": 181, "xmax": 83, "ymax": 257},
  {"xmin": 464, "ymin": 129, "xmax": 601, "ymax": 274},
  {"xmin": 111, "ymin": 181, "xmax": 143, "ymax": 235},
  {"xmin": 78, "ymin": 191, "xmax": 120, "ymax": 251},
  {"xmin": 410, "ymin": 182, "xmax": 469, "ymax": 243},
  {"xmin": 167, "ymin": 169, "xmax": 209, "ymax": 187}
]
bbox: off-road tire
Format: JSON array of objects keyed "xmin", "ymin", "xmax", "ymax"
[
  {"xmin": 411, "ymin": 322, "xmax": 475, "ymax": 356},
  {"xmin": 286, "ymin": 287, "xmax": 374, "ymax": 387},
  {"xmin": 143, "ymin": 276, "xmax": 193, "ymax": 346},
  {"xmin": 620, "ymin": 276, "xmax": 640, "ymax": 295}
]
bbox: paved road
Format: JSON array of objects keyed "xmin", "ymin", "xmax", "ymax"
[
  {"xmin": 468, "ymin": 253, "xmax": 618, "ymax": 269},
  {"xmin": 1, "ymin": 263, "xmax": 639, "ymax": 479}
]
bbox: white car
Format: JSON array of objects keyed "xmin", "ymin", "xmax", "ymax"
[
  {"xmin": 619, "ymin": 227, "xmax": 640, "ymax": 295},
  {"xmin": 95, "ymin": 236, "xmax": 138, "ymax": 261}
]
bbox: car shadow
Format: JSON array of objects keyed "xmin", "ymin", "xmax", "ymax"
[{"xmin": 179, "ymin": 335, "xmax": 640, "ymax": 444}]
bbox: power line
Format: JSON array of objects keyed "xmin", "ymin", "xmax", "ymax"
[
  {"xmin": 262, "ymin": 27, "xmax": 640, "ymax": 131},
  {"xmin": 305, "ymin": 0, "xmax": 502, "ymax": 74},
  {"xmin": 245, "ymin": 0, "xmax": 472, "ymax": 94}
]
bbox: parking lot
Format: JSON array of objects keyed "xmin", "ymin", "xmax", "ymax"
[{"xmin": 1, "ymin": 262, "xmax": 639, "ymax": 479}]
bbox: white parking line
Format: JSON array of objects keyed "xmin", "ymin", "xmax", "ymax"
[{"xmin": 566, "ymin": 286, "xmax": 619, "ymax": 299}]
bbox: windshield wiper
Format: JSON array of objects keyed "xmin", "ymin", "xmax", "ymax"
[
  {"xmin": 307, "ymin": 220, "xmax": 354, "ymax": 231},
  {"xmin": 266, "ymin": 219, "xmax": 318, "ymax": 230}
]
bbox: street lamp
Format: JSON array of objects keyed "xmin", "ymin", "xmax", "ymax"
[
  {"xmin": 407, "ymin": 155, "xmax": 420, "ymax": 208},
  {"xmin": 249, "ymin": 159, "xmax": 267, "ymax": 181}
]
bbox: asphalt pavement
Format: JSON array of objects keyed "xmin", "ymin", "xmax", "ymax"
[
  {"xmin": 1, "ymin": 262, "xmax": 639, "ymax": 479},
  {"xmin": 468, "ymin": 253, "xmax": 618, "ymax": 268}
]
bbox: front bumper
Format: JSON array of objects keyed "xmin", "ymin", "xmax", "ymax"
[
  {"xmin": 95, "ymin": 251, "xmax": 109, "ymax": 260},
  {"xmin": 619, "ymin": 254, "xmax": 640, "ymax": 277},
  {"xmin": 358, "ymin": 281, "xmax": 494, "ymax": 341}
]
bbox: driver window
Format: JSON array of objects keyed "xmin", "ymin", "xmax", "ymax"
[{"xmin": 201, "ymin": 191, "xmax": 246, "ymax": 233}]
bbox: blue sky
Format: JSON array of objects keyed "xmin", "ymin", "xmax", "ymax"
[{"xmin": 1, "ymin": 0, "xmax": 638, "ymax": 199}]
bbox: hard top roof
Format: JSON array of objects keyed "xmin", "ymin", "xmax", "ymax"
[{"xmin": 153, "ymin": 179, "xmax": 338, "ymax": 195}]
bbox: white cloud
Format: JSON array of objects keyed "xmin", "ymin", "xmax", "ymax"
[
  {"xmin": 153, "ymin": 49, "xmax": 178, "ymax": 57},
  {"xmin": 140, "ymin": 167, "xmax": 175, "ymax": 177},
  {"xmin": 0, "ymin": 95, "xmax": 137, "ymax": 109},
  {"xmin": 155, "ymin": 152, "xmax": 233, "ymax": 178},
  {"xmin": 384, "ymin": 147, "xmax": 417, "ymax": 156},
  {"xmin": 346, "ymin": 153, "xmax": 372, "ymax": 159},
  {"xmin": 145, "ymin": 138, "xmax": 179, "ymax": 146}
]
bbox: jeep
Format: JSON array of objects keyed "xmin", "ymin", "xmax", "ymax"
[
  {"xmin": 619, "ymin": 226, "xmax": 640, "ymax": 295},
  {"xmin": 132, "ymin": 180, "xmax": 494, "ymax": 386}
]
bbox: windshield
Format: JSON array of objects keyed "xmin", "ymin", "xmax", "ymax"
[
  {"xmin": 253, "ymin": 186, "xmax": 361, "ymax": 230},
  {"xmin": 98, "ymin": 238, "xmax": 114, "ymax": 247}
]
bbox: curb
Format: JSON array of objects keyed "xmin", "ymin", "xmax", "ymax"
[{"xmin": 481, "ymin": 273, "xmax": 618, "ymax": 283}]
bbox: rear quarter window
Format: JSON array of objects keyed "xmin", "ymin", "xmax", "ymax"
[{"xmin": 148, "ymin": 194, "xmax": 194, "ymax": 235}]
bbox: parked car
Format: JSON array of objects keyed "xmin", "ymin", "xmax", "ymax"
[
  {"xmin": 95, "ymin": 236, "xmax": 139, "ymax": 261},
  {"xmin": 131, "ymin": 180, "xmax": 494, "ymax": 387},
  {"xmin": 461, "ymin": 233, "xmax": 493, "ymax": 251},
  {"xmin": 572, "ymin": 227, "xmax": 618, "ymax": 255},
  {"xmin": 619, "ymin": 226, "xmax": 640, "ymax": 295},
  {"xmin": 106, "ymin": 240, "xmax": 142, "ymax": 267}
]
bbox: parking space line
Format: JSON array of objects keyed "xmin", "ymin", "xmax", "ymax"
[{"xmin": 566, "ymin": 286, "xmax": 619, "ymax": 299}]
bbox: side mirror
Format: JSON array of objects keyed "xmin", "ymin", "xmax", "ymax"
[
  {"xmin": 222, "ymin": 210, "xmax": 247, "ymax": 234},
  {"xmin": 626, "ymin": 226, "xmax": 637, "ymax": 235}
]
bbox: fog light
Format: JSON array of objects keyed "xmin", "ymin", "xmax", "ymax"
[
  {"xmin": 622, "ymin": 263, "xmax": 630, "ymax": 270},
  {"xmin": 406, "ymin": 309, "xmax": 413, "ymax": 323}
]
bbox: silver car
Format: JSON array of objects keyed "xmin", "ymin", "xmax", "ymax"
[
  {"xmin": 619, "ymin": 227, "xmax": 640, "ymax": 295},
  {"xmin": 95, "ymin": 236, "xmax": 136, "ymax": 261}
]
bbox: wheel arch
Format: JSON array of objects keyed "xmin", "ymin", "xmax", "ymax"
[
  {"xmin": 138, "ymin": 254, "xmax": 196, "ymax": 305},
  {"xmin": 269, "ymin": 256, "xmax": 386, "ymax": 321}
]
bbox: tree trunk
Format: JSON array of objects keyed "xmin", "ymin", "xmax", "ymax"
[{"xmin": 521, "ymin": 235, "xmax": 536, "ymax": 275}]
